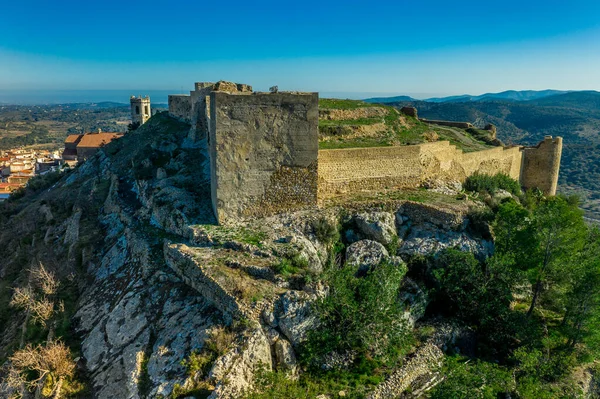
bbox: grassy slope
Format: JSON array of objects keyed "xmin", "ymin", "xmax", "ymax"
[{"xmin": 318, "ymin": 98, "xmax": 495, "ymax": 152}]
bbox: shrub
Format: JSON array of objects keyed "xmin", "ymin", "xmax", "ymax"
[
  {"xmin": 311, "ymin": 217, "xmax": 340, "ymax": 245},
  {"xmin": 464, "ymin": 172, "xmax": 522, "ymax": 196},
  {"xmin": 303, "ymin": 259, "xmax": 410, "ymax": 370}
]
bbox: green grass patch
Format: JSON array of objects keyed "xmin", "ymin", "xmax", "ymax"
[
  {"xmin": 319, "ymin": 117, "xmax": 382, "ymax": 127},
  {"xmin": 319, "ymin": 99, "xmax": 380, "ymax": 110}
]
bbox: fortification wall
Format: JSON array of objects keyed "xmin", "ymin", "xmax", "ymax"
[
  {"xmin": 318, "ymin": 141, "xmax": 523, "ymax": 198},
  {"xmin": 420, "ymin": 119, "xmax": 474, "ymax": 129},
  {"xmin": 209, "ymin": 91, "xmax": 319, "ymax": 224},
  {"xmin": 521, "ymin": 136, "xmax": 563, "ymax": 195},
  {"xmin": 168, "ymin": 95, "xmax": 192, "ymax": 123}
]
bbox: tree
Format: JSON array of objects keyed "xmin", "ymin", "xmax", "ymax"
[
  {"xmin": 6, "ymin": 341, "xmax": 75, "ymax": 399},
  {"xmin": 495, "ymin": 197, "xmax": 586, "ymax": 318},
  {"xmin": 561, "ymin": 227, "xmax": 600, "ymax": 350},
  {"xmin": 525, "ymin": 197, "xmax": 586, "ymax": 317}
]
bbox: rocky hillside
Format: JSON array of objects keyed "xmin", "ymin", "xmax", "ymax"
[{"xmin": 0, "ymin": 113, "xmax": 598, "ymax": 399}]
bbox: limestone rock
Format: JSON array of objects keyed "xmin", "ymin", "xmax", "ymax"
[
  {"xmin": 353, "ymin": 212, "xmax": 397, "ymax": 247},
  {"xmin": 208, "ymin": 328, "xmax": 272, "ymax": 399},
  {"xmin": 275, "ymin": 338, "xmax": 298, "ymax": 373},
  {"xmin": 276, "ymin": 291, "xmax": 320, "ymax": 347},
  {"xmin": 400, "ymin": 106, "xmax": 418, "ymax": 118},
  {"xmin": 399, "ymin": 225, "xmax": 492, "ymax": 259},
  {"xmin": 422, "ymin": 179, "xmax": 463, "ymax": 196},
  {"xmin": 346, "ymin": 240, "xmax": 389, "ymax": 275}
]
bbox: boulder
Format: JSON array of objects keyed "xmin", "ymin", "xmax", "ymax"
[
  {"xmin": 399, "ymin": 225, "xmax": 493, "ymax": 259},
  {"xmin": 400, "ymin": 106, "xmax": 418, "ymax": 118},
  {"xmin": 353, "ymin": 212, "xmax": 397, "ymax": 247},
  {"xmin": 276, "ymin": 291, "xmax": 320, "ymax": 347},
  {"xmin": 346, "ymin": 240, "xmax": 389, "ymax": 275},
  {"xmin": 275, "ymin": 339, "xmax": 298, "ymax": 373}
]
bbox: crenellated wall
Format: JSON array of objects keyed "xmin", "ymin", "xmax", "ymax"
[
  {"xmin": 521, "ymin": 136, "xmax": 563, "ymax": 196},
  {"xmin": 318, "ymin": 141, "xmax": 523, "ymax": 198}
]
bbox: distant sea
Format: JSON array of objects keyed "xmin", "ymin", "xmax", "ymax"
[
  {"xmin": 0, "ymin": 90, "xmax": 179, "ymax": 105},
  {"xmin": 0, "ymin": 90, "xmax": 430, "ymax": 105}
]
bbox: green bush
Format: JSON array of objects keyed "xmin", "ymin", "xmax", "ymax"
[
  {"xmin": 311, "ymin": 217, "xmax": 340, "ymax": 245},
  {"xmin": 464, "ymin": 172, "xmax": 522, "ymax": 196},
  {"xmin": 303, "ymin": 259, "xmax": 410, "ymax": 371}
]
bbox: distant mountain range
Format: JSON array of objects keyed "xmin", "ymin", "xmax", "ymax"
[{"xmin": 363, "ymin": 89, "xmax": 589, "ymax": 104}]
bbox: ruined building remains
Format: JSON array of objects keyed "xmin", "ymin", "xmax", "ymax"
[
  {"xmin": 168, "ymin": 81, "xmax": 563, "ymax": 225},
  {"xmin": 130, "ymin": 95, "xmax": 151, "ymax": 126}
]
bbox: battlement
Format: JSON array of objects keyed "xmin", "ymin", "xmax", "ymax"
[{"xmin": 167, "ymin": 82, "xmax": 564, "ymax": 224}]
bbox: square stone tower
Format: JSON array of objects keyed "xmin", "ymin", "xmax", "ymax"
[
  {"xmin": 130, "ymin": 96, "xmax": 151, "ymax": 126},
  {"xmin": 209, "ymin": 91, "xmax": 319, "ymax": 224}
]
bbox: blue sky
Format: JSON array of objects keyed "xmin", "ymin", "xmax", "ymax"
[{"xmin": 1, "ymin": 0, "xmax": 600, "ymax": 98}]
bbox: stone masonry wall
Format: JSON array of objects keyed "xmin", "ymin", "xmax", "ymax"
[
  {"xmin": 168, "ymin": 95, "xmax": 192, "ymax": 123},
  {"xmin": 420, "ymin": 119, "xmax": 474, "ymax": 129},
  {"xmin": 521, "ymin": 136, "xmax": 563, "ymax": 196},
  {"xmin": 318, "ymin": 141, "xmax": 523, "ymax": 198},
  {"xmin": 209, "ymin": 91, "xmax": 319, "ymax": 224}
]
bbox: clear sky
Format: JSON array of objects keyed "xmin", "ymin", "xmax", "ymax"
[{"xmin": 1, "ymin": 0, "xmax": 600, "ymax": 98}]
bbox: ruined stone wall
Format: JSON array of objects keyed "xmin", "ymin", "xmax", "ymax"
[
  {"xmin": 419, "ymin": 119, "xmax": 474, "ymax": 129},
  {"xmin": 318, "ymin": 141, "xmax": 523, "ymax": 198},
  {"xmin": 521, "ymin": 136, "xmax": 563, "ymax": 195},
  {"xmin": 168, "ymin": 95, "xmax": 192, "ymax": 123},
  {"xmin": 209, "ymin": 92, "xmax": 319, "ymax": 224}
]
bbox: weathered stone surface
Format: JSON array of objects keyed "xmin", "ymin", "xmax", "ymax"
[
  {"xmin": 399, "ymin": 225, "xmax": 492, "ymax": 258},
  {"xmin": 319, "ymin": 107, "xmax": 387, "ymax": 121},
  {"xmin": 398, "ymin": 202, "xmax": 467, "ymax": 231},
  {"xmin": 400, "ymin": 106, "xmax": 418, "ymax": 118},
  {"xmin": 521, "ymin": 136, "xmax": 563, "ymax": 196},
  {"xmin": 276, "ymin": 291, "xmax": 320, "ymax": 347},
  {"xmin": 366, "ymin": 342, "xmax": 443, "ymax": 399},
  {"xmin": 208, "ymin": 328, "xmax": 272, "ymax": 399},
  {"xmin": 209, "ymin": 91, "xmax": 319, "ymax": 224},
  {"xmin": 275, "ymin": 338, "xmax": 298, "ymax": 373},
  {"xmin": 421, "ymin": 179, "xmax": 463, "ymax": 196},
  {"xmin": 353, "ymin": 212, "xmax": 397, "ymax": 246},
  {"xmin": 346, "ymin": 240, "xmax": 389, "ymax": 275}
]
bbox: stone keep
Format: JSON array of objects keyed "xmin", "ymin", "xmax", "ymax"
[
  {"xmin": 130, "ymin": 96, "xmax": 151, "ymax": 125},
  {"xmin": 209, "ymin": 91, "xmax": 319, "ymax": 224}
]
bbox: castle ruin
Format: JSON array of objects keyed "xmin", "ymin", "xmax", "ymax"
[{"xmin": 168, "ymin": 82, "xmax": 563, "ymax": 225}]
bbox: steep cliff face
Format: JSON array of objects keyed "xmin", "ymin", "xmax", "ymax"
[{"xmin": 0, "ymin": 114, "xmax": 494, "ymax": 398}]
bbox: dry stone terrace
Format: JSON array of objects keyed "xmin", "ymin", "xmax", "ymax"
[{"xmin": 168, "ymin": 81, "xmax": 564, "ymax": 225}]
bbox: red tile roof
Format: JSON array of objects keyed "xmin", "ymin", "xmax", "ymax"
[
  {"xmin": 77, "ymin": 133, "xmax": 123, "ymax": 148},
  {"xmin": 65, "ymin": 134, "xmax": 84, "ymax": 144}
]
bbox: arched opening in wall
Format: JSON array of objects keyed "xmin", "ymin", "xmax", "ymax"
[
  {"xmin": 144, "ymin": 105, "xmax": 149, "ymax": 115},
  {"xmin": 136, "ymin": 106, "xmax": 140, "ymax": 115}
]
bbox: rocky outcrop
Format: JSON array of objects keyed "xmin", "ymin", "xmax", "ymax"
[
  {"xmin": 353, "ymin": 211, "xmax": 398, "ymax": 247},
  {"xmin": 275, "ymin": 290, "xmax": 320, "ymax": 347},
  {"xmin": 208, "ymin": 328, "xmax": 272, "ymax": 399}
]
